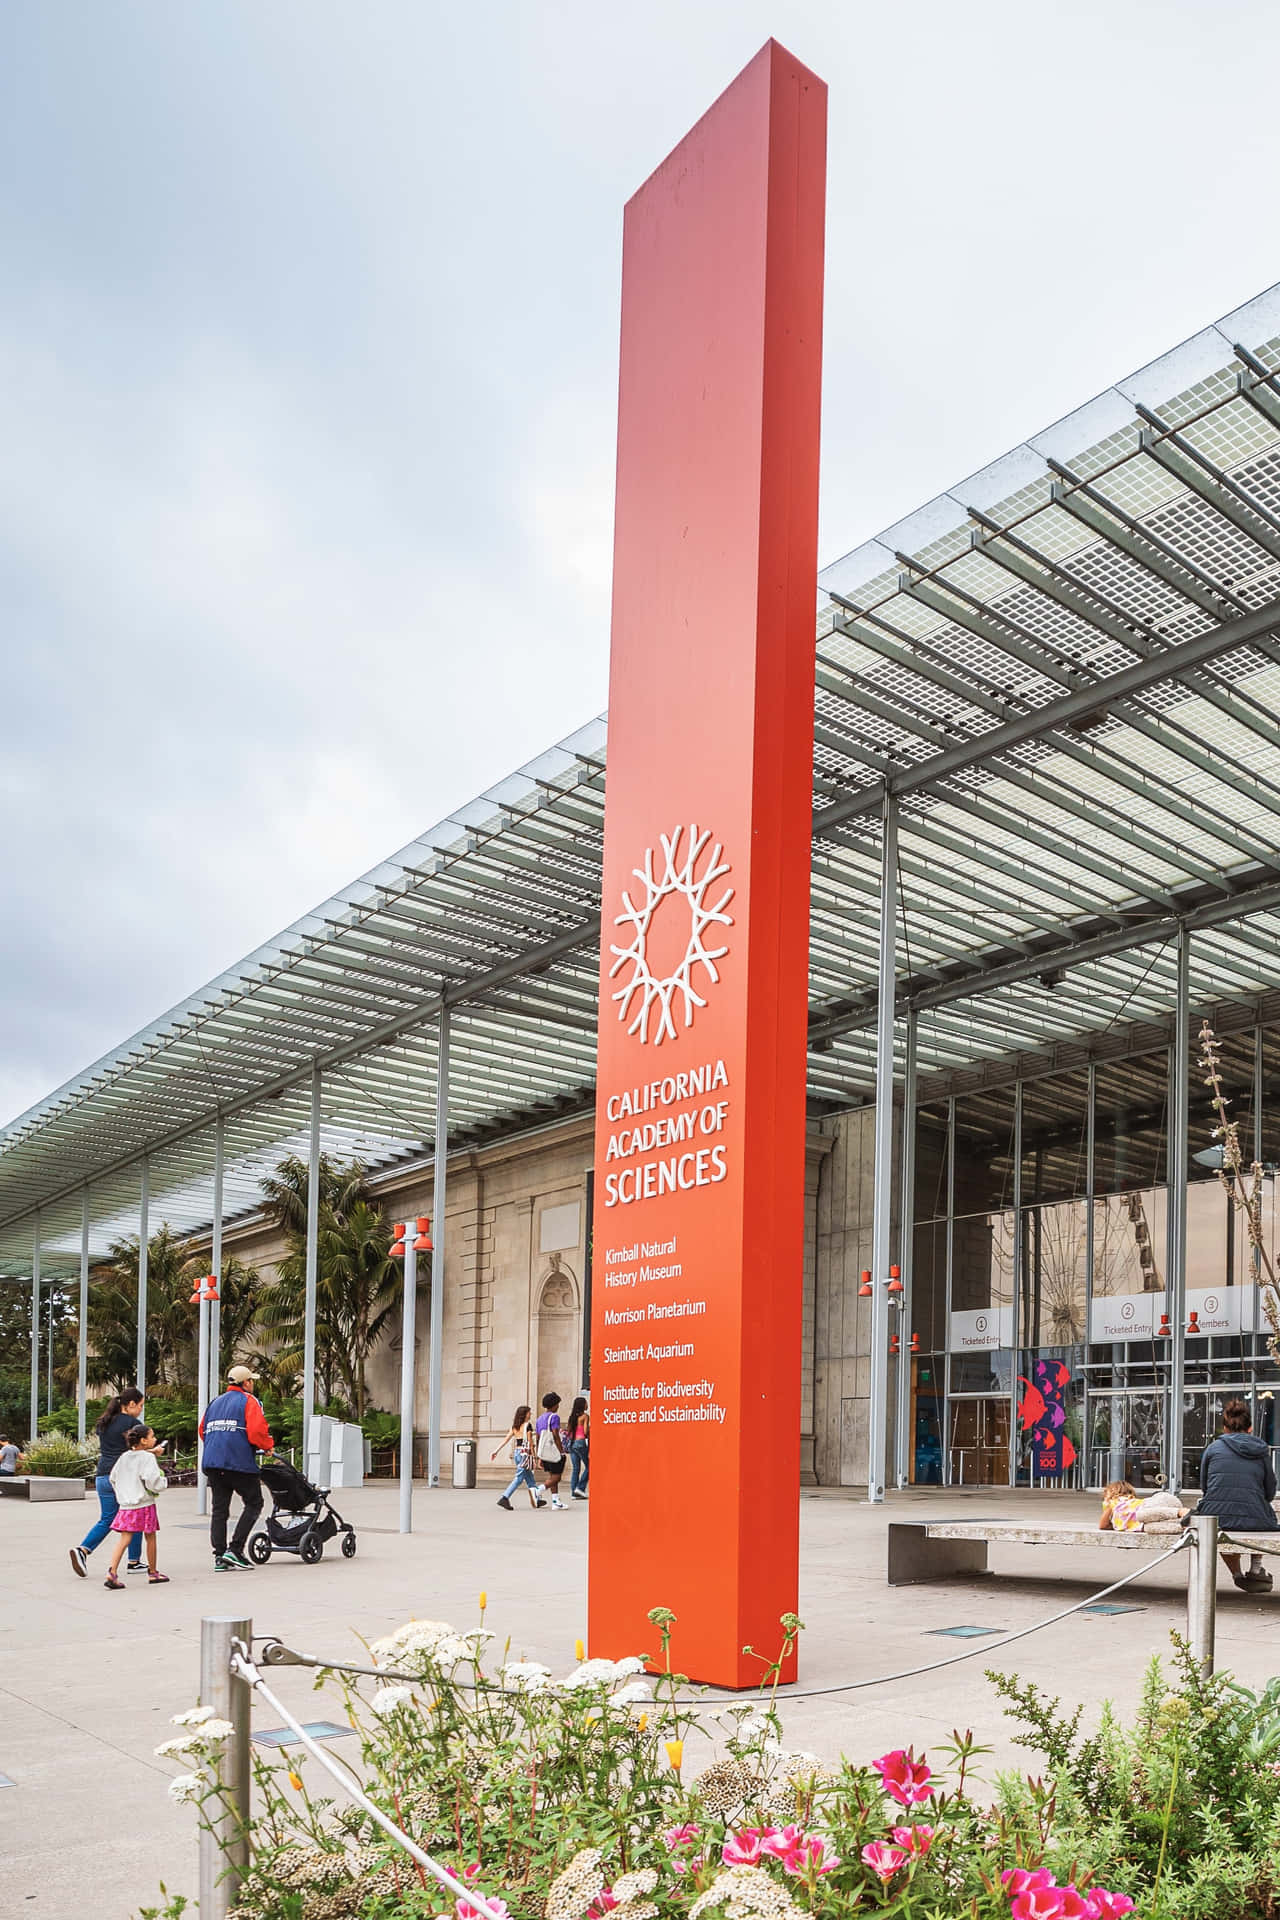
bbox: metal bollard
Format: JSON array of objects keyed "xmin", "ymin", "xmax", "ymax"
[
  {"xmin": 1186, "ymin": 1516, "xmax": 1218, "ymax": 1676},
  {"xmin": 199, "ymin": 1615, "xmax": 253, "ymax": 1920}
]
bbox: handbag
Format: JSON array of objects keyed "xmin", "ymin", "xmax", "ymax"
[{"xmin": 537, "ymin": 1422, "xmax": 562, "ymax": 1463}]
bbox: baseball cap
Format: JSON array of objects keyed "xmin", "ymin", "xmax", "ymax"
[{"xmin": 227, "ymin": 1364, "xmax": 258, "ymax": 1385}]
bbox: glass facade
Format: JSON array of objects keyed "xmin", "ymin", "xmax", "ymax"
[{"xmin": 906, "ymin": 1023, "xmax": 1280, "ymax": 1491}]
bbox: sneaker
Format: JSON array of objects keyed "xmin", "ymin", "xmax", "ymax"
[
  {"xmin": 572, "ymin": 1490, "xmax": 588, "ymax": 1501},
  {"xmin": 551, "ymin": 1497, "xmax": 564, "ymax": 1509},
  {"xmin": 222, "ymin": 1550, "xmax": 252, "ymax": 1571},
  {"xmin": 68, "ymin": 1546, "xmax": 87, "ymax": 1578},
  {"xmin": 126, "ymin": 1560, "xmax": 145, "ymax": 1573},
  {"xmin": 534, "ymin": 1497, "xmax": 548, "ymax": 1508},
  {"xmin": 497, "ymin": 1496, "xmax": 513, "ymax": 1511}
]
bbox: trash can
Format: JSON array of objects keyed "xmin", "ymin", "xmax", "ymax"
[{"xmin": 452, "ymin": 1439, "xmax": 477, "ymax": 1489}]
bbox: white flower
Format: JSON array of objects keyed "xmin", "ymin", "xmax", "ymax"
[
  {"xmin": 501, "ymin": 1661, "xmax": 553, "ymax": 1693},
  {"xmin": 430, "ymin": 1635, "xmax": 472, "ymax": 1667},
  {"xmin": 369, "ymin": 1619, "xmax": 457, "ymax": 1666},
  {"xmin": 167, "ymin": 1771, "xmax": 207, "ymax": 1805},
  {"xmin": 562, "ymin": 1659, "xmax": 621, "ymax": 1689},
  {"xmin": 609, "ymin": 1680, "xmax": 653, "ymax": 1707},
  {"xmin": 612, "ymin": 1656, "xmax": 648, "ymax": 1678},
  {"xmin": 155, "ymin": 1736, "xmax": 201, "ymax": 1760},
  {"xmin": 170, "ymin": 1705, "xmax": 216, "ymax": 1727},
  {"xmin": 737, "ymin": 1715, "xmax": 770, "ymax": 1740},
  {"xmin": 193, "ymin": 1718, "xmax": 235, "ymax": 1744},
  {"xmin": 369, "ymin": 1686, "xmax": 414, "ymax": 1718}
]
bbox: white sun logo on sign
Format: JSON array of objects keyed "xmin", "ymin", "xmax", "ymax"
[{"xmin": 609, "ymin": 826, "xmax": 734, "ymax": 1044}]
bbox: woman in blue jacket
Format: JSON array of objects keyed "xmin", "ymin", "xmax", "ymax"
[{"xmin": 1195, "ymin": 1398, "xmax": 1278, "ymax": 1593}]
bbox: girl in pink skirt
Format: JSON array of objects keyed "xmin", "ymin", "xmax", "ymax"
[{"xmin": 104, "ymin": 1424, "xmax": 170, "ymax": 1588}]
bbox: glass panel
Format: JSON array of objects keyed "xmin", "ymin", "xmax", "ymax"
[
  {"xmin": 913, "ymin": 1103, "xmax": 950, "ymax": 1222},
  {"xmin": 1086, "ymin": 1390, "xmax": 1166, "ymax": 1489},
  {"xmin": 947, "ymin": 1396, "xmax": 1011, "ymax": 1486},
  {"xmin": 952, "ymin": 1209, "xmax": 1015, "ymax": 1316},
  {"xmin": 1189, "ymin": 1025, "xmax": 1255, "ymax": 1188},
  {"xmin": 1020, "ymin": 1199, "xmax": 1087, "ymax": 1348},
  {"xmin": 1262, "ymin": 1023, "xmax": 1280, "ymax": 1172},
  {"xmin": 911, "ymin": 1218, "xmax": 947, "ymax": 1355},
  {"xmin": 1093, "ymin": 1053, "xmax": 1167, "ymax": 1196},
  {"xmin": 953, "ymin": 1086, "xmax": 1016, "ymax": 1215},
  {"xmin": 1019, "ymin": 1069, "xmax": 1091, "ymax": 1206},
  {"xmin": 950, "ymin": 1350, "xmax": 1014, "ymax": 1394},
  {"xmin": 1092, "ymin": 1189, "xmax": 1168, "ymax": 1340},
  {"xmin": 909, "ymin": 1359, "xmax": 943, "ymax": 1486}
]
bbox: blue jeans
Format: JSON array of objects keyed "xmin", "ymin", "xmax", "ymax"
[
  {"xmin": 502, "ymin": 1462, "xmax": 540, "ymax": 1502},
  {"xmin": 81, "ymin": 1475, "xmax": 142, "ymax": 1559},
  {"xmin": 569, "ymin": 1440, "xmax": 589, "ymax": 1495}
]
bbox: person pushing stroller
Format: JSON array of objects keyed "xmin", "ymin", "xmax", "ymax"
[{"xmin": 199, "ymin": 1363, "xmax": 274, "ymax": 1571}]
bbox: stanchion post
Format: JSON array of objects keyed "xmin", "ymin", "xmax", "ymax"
[
  {"xmin": 199, "ymin": 1614, "xmax": 252, "ymax": 1919},
  {"xmin": 1187, "ymin": 1516, "xmax": 1218, "ymax": 1675}
]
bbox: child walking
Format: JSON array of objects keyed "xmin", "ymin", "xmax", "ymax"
[{"xmin": 104, "ymin": 1424, "xmax": 170, "ymax": 1588}]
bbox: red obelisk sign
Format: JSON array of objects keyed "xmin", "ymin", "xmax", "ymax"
[{"xmin": 588, "ymin": 41, "xmax": 826, "ymax": 1688}]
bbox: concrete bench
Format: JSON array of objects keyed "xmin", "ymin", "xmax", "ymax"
[
  {"xmin": 0, "ymin": 1475, "xmax": 86, "ymax": 1502},
  {"xmin": 888, "ymin": 1516, "xmax": 1277, "ymax": 1585}
]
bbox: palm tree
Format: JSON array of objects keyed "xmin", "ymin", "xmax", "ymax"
[
  {"xmin": 84, "ymin": 1233, "xmax": 262, "ymax": 1396},
  {"xmin": 257, "ymin": 1154, "xmax": 399, "ymax": 1417}
]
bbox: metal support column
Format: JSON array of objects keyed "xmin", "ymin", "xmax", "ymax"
[
  {"xmin": 867, "ymin": 794, "xmax": 897, "ymax": 1503},
  {"xmin": 200, "ymin": 1117, "xmax": 225, "ymax": 1516},
  {"xmin": 198, "ymin": 1614, "xmax": 252, "ymax": 1918},
  {"xmin": 399, "ymin": 1230, "xmax": 418, "ymax": 1532},
  {"xmin": 1010, "ymin": 1081, "xmax": 1023, "ymax": 1486},
  {"xmin": 136, "ymin": 1159, "xmax": 150, "ymax": 1393},
  {"xmin": 29, "ymin": 1218, "xmax": 40, "ymax": 1444},
  {"xmin": 894, "ymin": 1010, "xmax": 918, "ymax": 1488},
  {"xmin": 943, "ymin": 1095, "xmax": 955, "ymax": 1486},
  {"xmin": 1168, "ymin": 927, "xmax": 1191, "ymax": 1492},
  {"xmin": 1187, "ymin": 1514, "xmax": 1218, "ymax": 1674},
  {"xmin": 302, "ymin": 1063, "xmax": 321, "ymax": 1464},
  {"xmin": 78, "ymin": 1190, "xmax": 90, "ymax": 1442},
  {"xmin": 427, "ymin": 1010, "xmax": 450, "ymax": 1488},
  {"xmin": 1083, "ymin": 1064, "xmax": 1096, "ymax": 1489}
]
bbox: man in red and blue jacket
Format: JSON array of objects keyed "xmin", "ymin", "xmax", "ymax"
[{"xmin": 199, "ymin": 1364, "xmax": 274, "ymax": 1571}]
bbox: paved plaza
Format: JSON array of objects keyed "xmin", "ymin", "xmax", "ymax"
[{"xmin": 2, "ymin": 1483, "xmax": 1278, "ymax": 1919}]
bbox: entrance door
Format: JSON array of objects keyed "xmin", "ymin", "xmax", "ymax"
[
  {"xmin": 1180, "ymin": 1385, "xmax": 1254, "ymax": 1492},
  {"xmin": 1086, "ymin": 1390, "xmax": 1166, "ymax": 1489}
]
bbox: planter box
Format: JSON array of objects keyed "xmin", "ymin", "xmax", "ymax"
[{"xmin": 0, "ymin": 1475, "xmax": 87, "ymax": 1501}]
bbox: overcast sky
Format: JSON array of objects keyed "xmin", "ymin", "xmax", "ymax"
[{"xmin": 5, "ymin": 0, "xmax": 1280, "ymax": 1126}]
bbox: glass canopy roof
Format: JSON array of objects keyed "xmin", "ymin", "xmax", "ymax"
[{"xmin": 8, "ymin": 282, "xmax": 1280, "ymax": 1275}]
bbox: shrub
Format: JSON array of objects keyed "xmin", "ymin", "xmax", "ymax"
[{"xmin": 23, "ymin": 1430, "xmax": 98, "ymax": 1478}]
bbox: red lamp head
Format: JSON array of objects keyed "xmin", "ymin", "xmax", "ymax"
[
  {"xmin": 909, "ymin": 1332, "xmax": 920, "ymax": 1353},
  {"xmin": 202, "ymin": 1275, "xmax": 219, "ymax": 1302},
  {"xmin": 889, "ymin": 1332, "xmax": 900, "ymax": 1354},
  {"xmin": 858, "ymin": 1269, "xmax": 873, "ymax": 1297},
  {"xmin": 413, "ymin": 1215, "xmax": 433, "ymax": 1252},
  {"xmin": 1157, "ymin": 1312, "xmax": 1171, "ymax": 1338},
  {"xmin": 390, "ymin": 1221, "xmax": 406, "ymax": 1260},
  {"xmin": 887, "ymin": 1264, "xmax": 904, "ymax": 1294},
  {"xmin": 1187, "ymin": 1311, "xmax": 1201, "ymax": 1336},
  {"xmin": 189, "ymin": 1285, "xmax": 203, "ymax": 1306}
]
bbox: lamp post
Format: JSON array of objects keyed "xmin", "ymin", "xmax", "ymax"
[{"xmin": 391, "ymin": 1217, "xmax": 432, "ymax": 1532}]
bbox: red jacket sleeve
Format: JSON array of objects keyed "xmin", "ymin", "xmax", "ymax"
[
  {"xmin": 198, "ymin": 1411, "xmax": 206, "ymax": 1440},
  {"xmin": 244, "ymin": 1394, "xmax": 274, "ymax": 1452}
]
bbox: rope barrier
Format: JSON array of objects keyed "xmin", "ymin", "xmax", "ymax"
[
  {"xmin": 253, "ymin": 1533, "xmax": 1192, "ymax": 1713},
  {"xmin": 228, "ymin": 1638, "xmax": 510, "ymax": 1920}
]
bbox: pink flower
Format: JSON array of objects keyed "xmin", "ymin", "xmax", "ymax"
[
  {"xmin": 759, "ymin": 1825, "xmax": 803, "ymax": 1862},
  {"xmin": 670, "ymin": 1855, "xmax": 705, "ymax": 1877},
  {"xmin": 782, "ymin": 1836, "xmax": 841, "ymax": 1879},
  {"xmin": 722, "ymin": 1828, "xmax": 770, "ymax": 1867},
  {"xmin": 861, "ymin": 1842, "xmax": 911, "ymax": 1884},
  {"xmin": 1002, "ymin": 1870, "xmax": 1056, "ymax": 1896},
  {"xmin": 586, "ymin": 1894, "xmax": 617, "ymax": 1920},
  {"xmin": 871, "ymin": 1748, "xmax": 934, "ymax": 1808},
  {"xmin": 457, "ymin": 1902, "xmax": 510, "ymax": 1920},
  {"xmin": 462, "ymin": 1864, "xmax": 481, "ymax": 1884},
  {"xmin": 663, "ymin": 1824, "xmax": 701, "ymax": 1850},
  {"xmin": 890, "ymin": 1824, "xmax": 934, "ymax": 1856},
  {"xmin": 1010, "ymin": 1886, "xmax": 1089, "ymax": 1920},
  {"xmin": 1083, "ymin": 1894, "xmax": 1135, "ymax": 1920}
]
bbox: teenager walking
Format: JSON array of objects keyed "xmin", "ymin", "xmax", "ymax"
[
  {"xmin": 492, "ymin": 1404, "xmax": 544, "ymax": 1510},
  {"xmin": 69, "ymin": 1387, "xmax": 145, "ymax": 1577},
  {"xmin": 199, "ymin": 1364, "xmax": 274, "ymax": 1570},
  {"xmin": 565, "ymin": 1395, "xmax": 589, "ymax": 1501},
  {"xmin": 536, "ymin": 1391, "xmax": 567, "ymax": 1509},
  {"xmin": 103, "ymin": 1423, "xmax": 169, "ymax": 1588}
]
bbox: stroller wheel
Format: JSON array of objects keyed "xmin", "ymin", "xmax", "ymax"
[
  {"xmin": 247, "ymin": 1533, "xmax": 272, "ymax": 1565},
  {"xmin": 341, "ymin": 1531, "xmax": 357, "ymax": 1558},
  {"xmin": 299, "ymin": 1532, "xmax": 324, "ymax": 1564}
]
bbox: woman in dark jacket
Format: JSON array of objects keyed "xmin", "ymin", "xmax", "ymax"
[{"xmin": 1196, "ymin": 1398, "xmax": 1277, "ymax": 1592}]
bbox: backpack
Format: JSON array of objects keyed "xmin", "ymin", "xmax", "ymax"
[{"xmin": 537, "ymin": 1419, "xmax": 562, "ymax": 1463}]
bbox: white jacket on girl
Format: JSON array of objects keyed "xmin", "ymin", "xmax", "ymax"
[{"xmin": 109, "ymin": 1447, "xmax": 167, "ymax": 1510}]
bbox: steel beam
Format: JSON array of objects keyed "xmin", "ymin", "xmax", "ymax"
[
  {"xmin": 895, "ymin": 1010, "xmax": 917, "ymax": 1488},
  {"xmin": 29, "ymin": 1220, "xmax": 40, "ymax": 1445},
  {"xmin": 78, "ymin": 1190, "xmax": 90, "ymax": 1443},
  {"xmin": 867, "ymin": 794, "xmax": 898, "ymax": 1502},
  {"xmin": 428, "ymin": 1008, "xmax": 450, "ymax": 1489},
  {"xmin": 399, "ymin": 1230, "xmax": 418, "ymax": 1532},
  {"xmin": 1167, "ymin": 927, "xmax": 1191, "ymax": 1492},
  {"xmin": 136, "ymin": 1160, "xmax": 149, "ymax": 1393},
  {"xmin": 303, "ymin": 1064, "xmax": 321, "ymax": 1462}
]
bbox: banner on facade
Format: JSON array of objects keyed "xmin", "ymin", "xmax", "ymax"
[
  {"xmin": 1089, "ymin": 1292, "xmax": 1164, "ymax": 1342},
  {"xmin": 949, "ymin": 1306, "xmax": 1014, "ymax": 1352},
  {"xmin": 1019, "ymin": 1358, "xmax": 1077, "ymax": 1477},
  {"xmin": 587, "ymin": 42, "xmax": 826, "ymax": 1688},
  {"xmin": 1185, "ymin": 1284, "xmax": 1243, "ymax": 1334}
]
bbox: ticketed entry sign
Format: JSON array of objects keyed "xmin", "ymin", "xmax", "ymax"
[{"xmin": 588, "ymin": 41, "xmax": 826, "ymax": 1688}]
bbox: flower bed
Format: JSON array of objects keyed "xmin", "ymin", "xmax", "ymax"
[{"xmin": 143, "ymin": 1612, "xmax": 1280, "ymax": 1920}]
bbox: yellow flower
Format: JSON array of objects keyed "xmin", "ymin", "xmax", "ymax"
[
  {"xmin": 637, "ymin": 1713, "xmax": 648, "ymax": 1733},
  {"xmin": 288, "ymin": 1771, "xmax": 304, "ymax": 1791},
  {"xmin": 664, "ymin": 1739, "xmax": 683, "ymax": 1773},
  {"xmin": 575, "ymin": 1637, "xmax": 585, "ymax": 1662},
  {"xmin": 479, "ymin": 1591, "xmax": 487, "ymax": 1613}
]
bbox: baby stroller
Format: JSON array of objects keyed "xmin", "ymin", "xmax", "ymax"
[{"xmin": 247, "ymin": 1455, "xmax": 357, "ymax": 1565}]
